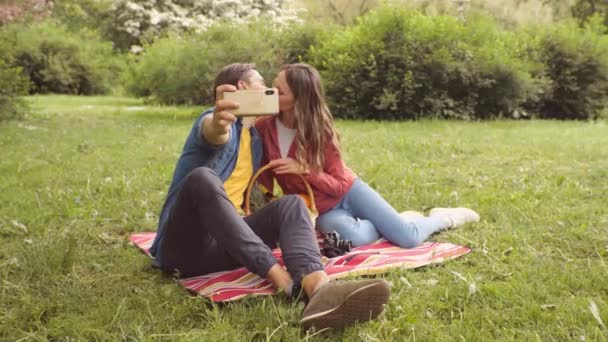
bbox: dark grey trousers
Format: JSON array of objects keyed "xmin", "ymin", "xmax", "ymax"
[{"xmin": 160, "ymin": 167, "xmax": 324, "ymax": 283}]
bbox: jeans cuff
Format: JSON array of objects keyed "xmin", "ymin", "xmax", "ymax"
[
  {"xmin": 255, "ymin": 254, "xmax": 279, "ymax": 278},
  {"xmin": 291, "ymin": 262, "xmax": 325, "ymax": 285}
]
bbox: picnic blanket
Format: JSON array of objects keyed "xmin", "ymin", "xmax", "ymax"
[{"xmin": 129, "ymin": 232, "xmax": 471, "ymax": 302}]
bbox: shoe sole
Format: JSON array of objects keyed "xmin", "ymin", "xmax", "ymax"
[{"xmin": 300, "ymin": 281, "xmax": 390, "ymax": 332}]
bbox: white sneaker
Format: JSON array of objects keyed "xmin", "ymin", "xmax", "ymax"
[
  {"xmin": 429, "ymin": 207, "xmax": 480, "ymax": 229},
  {"xmin": 399, "ymin": 210, "xmax": 425, "ymax": 220}
]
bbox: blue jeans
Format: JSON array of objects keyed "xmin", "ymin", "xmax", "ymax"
[{"xmin": 316, "ymin": 179, "xmax": 449, "ymax": 248}]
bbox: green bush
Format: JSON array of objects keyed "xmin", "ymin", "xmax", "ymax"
[
  {"xmin": 0, "ymin": 21, "xmax": 122, "ymax": 95},
  {"xmin": 0, "ymin": 41, "xmax": 29, "ymax": 121},
  {"xmin": 124, "ymin": 22, "xmax": 283, "ymax": 105},
  {"xmin": 275, "ymin": 22, "xmax": 336, "ymax": 65},
  {"xmin": 463, "ymin": 22, "xmax": 546, "ymax": 120},
  {"xmin": 572, "ymin": 0, "xmax": 608, "ymax": 32},
  {"xmin": 309, "ymin": 6, "xmax": 542, "ymax": 120},
  {"xmin": 535, "ymin": 20, "xmax": 608, "ymax": 120},
  {"xmin": 51, "ymin": 0, "xmax": 113, "ymax": 33}
]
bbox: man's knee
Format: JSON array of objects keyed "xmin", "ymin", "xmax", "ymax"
[
  {"xmin": 270, "ymin": 195, "xmax": 312, "ymax": 226},
  {"xmin": 184, "ymin": 167, "xmax": 221, "ymax": 193},
  {"xmin": 276, "ymin": 195, "xmax": 308, "ymax": 211}
]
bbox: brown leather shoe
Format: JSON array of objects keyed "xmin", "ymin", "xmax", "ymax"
[{"xmin": 300, "ymin": 279, "xmax": 390, "ymax": 332}]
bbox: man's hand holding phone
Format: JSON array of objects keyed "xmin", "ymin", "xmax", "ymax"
[
  {"xmin": 201, "ymin": 85, "xmax": 239, "ymax": 145},
  {"xmin": 212, "ymin": 85, "xmax": 240, "ymax": 135}
]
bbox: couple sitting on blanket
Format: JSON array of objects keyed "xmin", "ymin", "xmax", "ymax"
[{"xmin": 148, "ymin": 62, "xmax": 480, "ymax": 332}]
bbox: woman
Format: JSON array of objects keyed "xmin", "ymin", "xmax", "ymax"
[{"xmin": 255, "ymin": 63, "xmax": 479, "ymax": 248}]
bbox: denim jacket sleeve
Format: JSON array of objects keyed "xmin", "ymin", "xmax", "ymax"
[{"xmin": 194, "ymin": 108, "xmax": 232, "ymax": 151}]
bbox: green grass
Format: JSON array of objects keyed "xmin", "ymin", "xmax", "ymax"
[{"xmin": 1, "ymin": 95, "xmax": 607, "ymax": 341}]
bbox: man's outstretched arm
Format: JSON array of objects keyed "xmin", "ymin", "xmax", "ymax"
[{"xmin": 201, "ymin": 84, "xmax": 240, "ymax": 145}]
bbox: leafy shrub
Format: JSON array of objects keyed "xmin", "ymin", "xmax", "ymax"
[
  {"xmin": 535, "ymin": 19, "xmax": 608, "ymax": 120},
  {"xmin": 50, "ymin": 0, "xmax": 113, "ymax": 34},
  {"xmin": 119, "ymin": 4, "xmax": 608, "ymax": 120},
  {"xmin": 124, "ymin": 22, "xmax": 283, "ymax": 105},
  {"xmin": 572, "ymin": 0, "xmax": 608, "ymax": 32},
  {"xmin": 275, "ymin": 22, "xmax": 335, "ymax": 64},
  {"xmin": 124, "ymin": 19, "xmax": 341, "ymax": 105},
  {"xmin": 309, "ymin": 6, "xmax": 541, "ymax": 120},
  {"xmin": 0, "ymin": 42, "xmax": 29, "ymax": 121},
  {"xmin": 0, "ymin": 21, "xmax": 122, "ymax": 95},
  {"xmin": 460, "ymin": 20, "xmax": 545, "ymax": 120}
]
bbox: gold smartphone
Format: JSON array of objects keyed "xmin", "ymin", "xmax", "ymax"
[{"xmin": 223, "ymin": 88, "xmax": 279, "ymax": 116}]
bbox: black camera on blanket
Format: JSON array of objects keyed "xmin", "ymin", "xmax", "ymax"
[{"xmin": 322, "ymin": 232, "xmax": 353, "ymax": 258}]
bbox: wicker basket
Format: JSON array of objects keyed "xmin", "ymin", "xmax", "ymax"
[{"xmin": 243, "ymin": 163, "xmax": 318, "ymax": 222}]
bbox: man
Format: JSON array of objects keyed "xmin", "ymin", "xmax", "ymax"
[{"xmin": 149, "ymin": 63, "xmax": 390, "ymax": 332}]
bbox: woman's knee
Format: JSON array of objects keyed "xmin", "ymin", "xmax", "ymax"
[
  {"xmin": 391, "ymin": 222, "xmax": 422, "ymax": 248},
  {"xmin": 347, "ymin": 230, "xmax": 378, "ymax": 247},
  {"xmin": 397, "ymin": 235, "xmax": 420, "ymax": 249},
  {"xmin": 318, "ymin": 215, "xmax": 377, "ymax": 246}
]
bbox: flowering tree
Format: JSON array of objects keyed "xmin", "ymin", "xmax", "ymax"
[{"xmin": 106, "ymin": 0, "xmax": 301, "ymax": 52}]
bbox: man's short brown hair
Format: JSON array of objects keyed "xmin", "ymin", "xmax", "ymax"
[{"xmin": 213, "ymin": 63, "xmax": 256, "ymax": 99}]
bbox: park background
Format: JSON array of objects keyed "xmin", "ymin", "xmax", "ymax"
[{"xmin": 1, "ymin": 0, "xmax": 607, "ymax": 340}]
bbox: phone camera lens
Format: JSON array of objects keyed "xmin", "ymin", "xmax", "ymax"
[{"xmin": 265, "ymin": 89, "xmax": 275, "ymax": 95}]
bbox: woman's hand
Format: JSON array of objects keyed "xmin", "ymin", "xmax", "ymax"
[{"xmin": 268, "ymin": 158, "xmax": 310, "ymax": 175}]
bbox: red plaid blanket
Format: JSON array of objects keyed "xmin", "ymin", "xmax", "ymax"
[{"xmin": 129, "ymin": 232, "xmax": 470, "ymax": 302}]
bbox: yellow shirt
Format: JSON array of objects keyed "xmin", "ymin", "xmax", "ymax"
[{"xmin": 224, "ymin": 127, "xmax": 253, "ymax": 211}]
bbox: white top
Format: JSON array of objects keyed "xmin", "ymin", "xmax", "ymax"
[{"xmin": 276, "ymin": 118, "xmax": 297, "ymax": 158}]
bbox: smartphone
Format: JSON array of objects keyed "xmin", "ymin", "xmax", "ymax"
[{"xmin": 223, "ymin": 88, "xmax": 279, "ymax": 116}]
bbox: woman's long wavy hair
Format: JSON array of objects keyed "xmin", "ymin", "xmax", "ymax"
[{"xmin": 281, "ymin": 63, "xmax": 341, "ymax": 171}]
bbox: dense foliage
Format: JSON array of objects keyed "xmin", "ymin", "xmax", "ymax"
[
  {"xmin": 2, "ymin": 1, "xmax": 607, "ymax": 119},
  {"xmin": 0, "ymin": 39, "xmax": 29, "ymax": 121},
  {"xmin": 0, "ymin": 22, "xmax": 121, "ymax": 95}
]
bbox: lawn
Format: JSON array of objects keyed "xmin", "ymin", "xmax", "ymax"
[{"xmin": 1, "ymin": 95, "xmax": 607, "ymax": 341}]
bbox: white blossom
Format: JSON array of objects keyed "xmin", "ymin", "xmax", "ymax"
[
  {"xmin": 130, "ymin": 45, "xmax": 144, "ymax": 54},
  {"xmin": 110, "ymin": 0, "xmax": 301, "ymax": 49},
  {"xmin": 149, "ymin": 9, "xmax": 164, "ymax": 25},
  {"xmin": 126, "ymin": 2, "xmax": 143, "ymax": 11}
]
